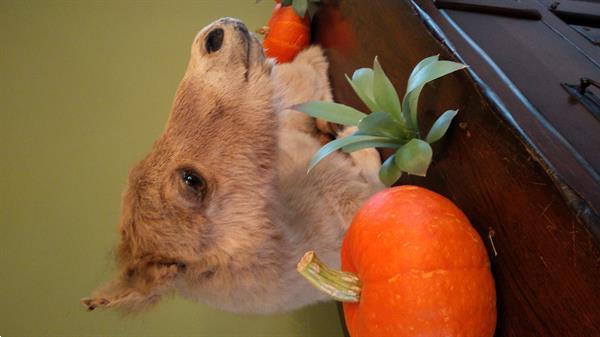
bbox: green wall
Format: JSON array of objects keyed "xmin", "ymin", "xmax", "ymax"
[{"xmin": 0, "ymin": 1, "xmax": 344, "ymax": 336}]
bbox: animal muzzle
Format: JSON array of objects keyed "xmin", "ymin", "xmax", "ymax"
[
  {"xmin": 196, "ymin": 17, "xmax": 265, "ymax": 72},
  {"xmin": 201, "ymin": 18, "xmax": 253, "ymax": 52}
]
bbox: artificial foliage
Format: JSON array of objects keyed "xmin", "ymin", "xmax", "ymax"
[
  {"xmin": 296, "ymin": 55, "xmax": 467, "ymax": 186},
  {"xmin": 258, "ymin": 0, "xmax": 320, "ymax": 18},
  {"xmin": 279, "ymin": 0, "xmax": 320, "ymax": 17}
]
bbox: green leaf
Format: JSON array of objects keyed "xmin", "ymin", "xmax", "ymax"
[
  {"xmin": 352, "ymin": 68, "xmax": 374, "ymax": 96},
  {"xmin": 341, "ymin": 136, "xmax": 402, "ymax": 153},
  {"xmin": 401, "ymin": 56, "xmax": 439, "ymax": 128},
  {"xmin": 345, "ymin": 69, "xmax": 381, "ymax": 112},
  {"xmin": 379, "ymin": 154, "xmax": 403, "ymax": 187},
  {"xmin": 406, "ymin": 55, "xmax": 439, "ymax": 90},
  {"xmin": 308, "ymin": 135, "xmax": 391, "ymax": 172},
  {"xmin": 403, "ymin": 86, "xmax": 424, "ymax": 130},
  {"xmin": 401, "ymin": 56, "xmax": 440, "ymax": 127},
  {"xmin": 406, "ymin": 60, "xmax": 467, "ymax": 94},
  {"xmin": 403, "ymin": 59, "xmax": 466, "ymax": 128},
  {"xmin": 373, "ymin": 57, "xmax": 401, "ymax": 118},
  {"xmin": 281, "ymin": 0, "xmax": 293, "ymax": 6},
  {"xmin": 292, "ymin": 0, "xmax": 308, "ymax": 17},
  {"xmin": 295, "ymin": 101, "xmax": 367, "ymax": 126},
  {"xmin": 426, "ymin": 109, "xmax": 458, "ymax": 144},
  {"xmin": 357, "ymin": 111, "xmax": 410, "ymax": 139},
  {"xmin": 394, "ymin": 138, "xmax": 433, "ymax": 177}
]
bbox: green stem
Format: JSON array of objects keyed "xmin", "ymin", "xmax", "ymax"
[{"xmin": 296, "ymin": 251, "xmax": 361, "ymax": 302}]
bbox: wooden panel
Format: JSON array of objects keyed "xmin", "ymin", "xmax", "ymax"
[
  {"xmin": 312, "ymin": 1, "xmax": 600, "ymax": 336},
  {"xmin": 443, "ymin": 8, "xmax": 600, "ymax": 174},
  {"xmin": 532, "ymin": 0, "xmax": 600, "ymax": 57},
  {"xmin": 435, "ymin": 0, "xmax": 542, "ymax": 20},
  {"xmin": 414, "ymin": 0, "xmax": 600, "ymax": 223},
  {"xmin": 549, "ymin": 0, "xmax": 600, "ymax": 27}
]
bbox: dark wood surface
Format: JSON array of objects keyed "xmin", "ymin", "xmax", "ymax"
[
  {"xmin": 435, "ymin": 0, "xmax": 542, "ymax": 20},
  {"xmin": 440, "ymin": 1, "xmax": 600, "ymax": 211},
  {"xmin": 312, "ymin": 1, "xmax": 600, "ymax": 335}
]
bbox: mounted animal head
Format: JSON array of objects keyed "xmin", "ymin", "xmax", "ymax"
[{"xmin": 82, "ymin": 18, "xmax": 281, "ymax": 312}]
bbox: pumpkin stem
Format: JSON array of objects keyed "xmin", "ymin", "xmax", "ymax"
[
  {"xmin": 256, "ymin": 26, "xmax": 270, "ymax": 36},
  {"xmin": 297, "ymin": 251, "xmax": 361, "ymax": 302}
]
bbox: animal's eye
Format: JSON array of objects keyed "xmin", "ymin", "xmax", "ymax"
[
  {"xmin": 173, "ymin": 168, "xmax": 208, "ymax": 207},
  {"xmin": 181, "ymin": 169, "xmax": 206, "ymax": 193},
  {"xmin": 205, "ymin": 28, "xmax": 224, "ymax": 54}
]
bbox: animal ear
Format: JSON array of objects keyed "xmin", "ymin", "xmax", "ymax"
[
  {"xmin": 81, "ymin": 257, "xmax": 183, "ymax": 313},
  {"xmin": 81, "ymin": 278, "xmax": 161, "ymax": 313}
]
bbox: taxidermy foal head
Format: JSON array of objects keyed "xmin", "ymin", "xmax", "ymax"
[{"xmin": 82, "ymin": 18, "xmax": 282, "ymax": 312}]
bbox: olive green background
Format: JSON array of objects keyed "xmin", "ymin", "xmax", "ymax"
[{"xmin": 0, "ymin": 1, "xmax": 343, "ymax": 336}]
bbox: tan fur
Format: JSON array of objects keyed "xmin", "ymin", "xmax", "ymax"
[{"xmin": 82, "ymin": 18, "xmax": 382, "ymax": 314}]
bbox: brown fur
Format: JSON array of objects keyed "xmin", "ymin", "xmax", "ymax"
[{"xmin": 82, "ymin": 18, "xmax": 382, "ymax": 314}]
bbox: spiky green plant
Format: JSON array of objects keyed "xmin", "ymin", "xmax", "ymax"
[
  {"xmin": 257, "ymin": 0, "xmax": 320, "ymax": 17},
  {"xmin": 296, "ymin": 55, "xmax": 467, "ymax": 186},
  {"xmin": 282, "ymin": 0, "xmax": 320, "ymax": 17}
]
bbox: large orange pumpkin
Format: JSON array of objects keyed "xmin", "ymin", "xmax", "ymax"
[
  {"xmin": 299, "ymin": 186, "xmax": 496, "ymax": 337},
  {"xmin": 262, "ymin": 1, "xmax": 311, "ymax": 63}
]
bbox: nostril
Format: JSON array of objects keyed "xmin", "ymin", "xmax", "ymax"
[{"xmin": 205, "ymin": 28, "xmax": 224, "ymax": 54}]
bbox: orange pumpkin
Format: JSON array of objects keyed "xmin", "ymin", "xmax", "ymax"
[
  {"xmin": 262, "ymin": 1, "xmax": 311, "ymax": 63},
  {"xmin": 299, "ymin": 186, "xmax": 496, "ymax": 337}
]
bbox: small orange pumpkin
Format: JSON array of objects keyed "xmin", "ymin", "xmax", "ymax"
[
  {"xmin": 299, "ymin": 186, "xmax": 496, "ymax": 337},
  {"xmin": 262, "ymin": 1, "xmax": 311, "ymax": 63}
]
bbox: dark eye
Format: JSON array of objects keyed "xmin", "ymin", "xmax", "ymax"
[
  {"xmin": 205, "ymin": 28, "xmax": 224, "ymax": 54},
  {"xmin": 181, "ymin": 170, "xmax": 206, "ymax": 193}
]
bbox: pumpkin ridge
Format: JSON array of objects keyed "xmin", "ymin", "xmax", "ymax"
[{"xmin": 354, "ymin": 265, "xmax": 492, "ymax": 284}]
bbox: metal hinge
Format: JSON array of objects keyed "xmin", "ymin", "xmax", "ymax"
[{"xmin": 562, "ymin": 78, "xmax": 600, "ymax": 122}]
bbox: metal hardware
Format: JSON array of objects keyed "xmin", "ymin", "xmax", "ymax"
[
  {"xmin": 579, "ymin": 78, "xmax": 600, "ymax": 94},
  {"xmin": 562, "ymin": 78, "xmax": 600, "ymax": 122}
]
